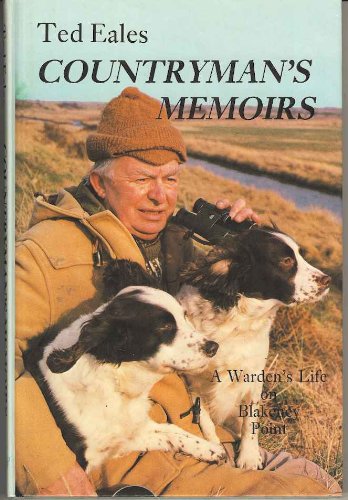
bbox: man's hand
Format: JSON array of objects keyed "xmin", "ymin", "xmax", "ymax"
[
  {"xmin": 215, "ymin": 198, "xmax": 261, "ymax": 224},
  {"xmin": 38, "ymin": 462, "xmax": 97, "ymax": 496}
]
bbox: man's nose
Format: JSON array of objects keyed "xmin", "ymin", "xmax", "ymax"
[{"xmin": 148, "ymin": 181, "xmax": 166, "ymax": 205}]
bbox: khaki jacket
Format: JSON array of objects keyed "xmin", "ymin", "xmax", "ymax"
[
  {"xmin": 15, "ymin": 189, "xmax": 328, "ymax": 496},
  {"xmin": 15, "ymin": 188, "xmax": 220, "ymax": 493}
]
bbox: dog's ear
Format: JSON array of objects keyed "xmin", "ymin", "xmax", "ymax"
[
  {"xmin": 180, "ymin": 244, "xmax": 253, "ymax": 309},
  {"xmin": 47, "ymin": 299, "xmax": 127, "ymax": 373},
  {"xmin": 180, "ymin": 252, "xmax": 239, "ymax": 309},
  {"xmin": 207, "ymin": 246, "xmax": 235, "ymax": 273},
  {"xmin": 210, "ymin": 259, "xmax": 232, "ymax": 275},
  {"xmin": 46, "ymin": 342, "xmax": 86, "ymax": 373},
  {"xmin": 46, "ymin": 313, "xmax": 109, "ymax": 373},
  {"xmin": 269, "ymin": 218, "xmax": 280, "ymax": 231},
  {"xmin": 46, "ymin": 295, "xmax": 140, "ymax": 373},
  {"xmin": 180, "ymin": 247, "xmax": 234, "ymax": 284},
  {"xmin": 200, "ymin": 259, "xmax": 242, "ymax": 309},
  {"xmin": 103, "ymin": 259, "xmax": 158, "ymax": 298}
]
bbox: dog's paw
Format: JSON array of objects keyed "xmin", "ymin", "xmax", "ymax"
[
  {"xmin": 207, "ymin": 443, "xmax": 228, "ymax": 464},
  {"xmin": 236, "ymin": 443, "xmax": 263, "ymax": 470}
]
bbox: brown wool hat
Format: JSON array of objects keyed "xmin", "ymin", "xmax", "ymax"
[{"xmin": 86, "ymin": 87, "xmax": 187, "ymax": 165}]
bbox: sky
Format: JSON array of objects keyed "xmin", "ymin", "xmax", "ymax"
[{"xmin": 12, "ymin": 0, "xmax": 342, "ymax": 107}]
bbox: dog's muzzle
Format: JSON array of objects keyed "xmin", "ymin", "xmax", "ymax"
[{"xmin": 314, "ymin": 273, "xmax": 331, "ymax": 294}]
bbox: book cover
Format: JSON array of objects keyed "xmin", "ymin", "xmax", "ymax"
[{"xmin": 7, "ymin": 0, "xmax": 342, "ymax": 496}]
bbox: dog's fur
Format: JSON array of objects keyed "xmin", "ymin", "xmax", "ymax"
[
  {"xmin": 24, "ymin": 261, "xmax": 226, "ymax": 473},
  {"xmin": 176, "ymin": 226, "xmax": 330, "ymax": 470}
]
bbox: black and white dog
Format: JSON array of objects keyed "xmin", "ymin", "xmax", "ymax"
[
  {"xmin": 176, "ymin": 226, "xmax": 330, "ymax": 470},
  {"xmin": 24, "ymin": 261, "xmax": 226, "ymax": 474}
]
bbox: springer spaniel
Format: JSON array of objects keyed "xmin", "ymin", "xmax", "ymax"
[
  {"xmin": 176, "ymin": 226, "xmax": 330, "ymax": 470},
  {"xmin": 24, "ymin": 261, "xmax": 227, "ymax": 474}
]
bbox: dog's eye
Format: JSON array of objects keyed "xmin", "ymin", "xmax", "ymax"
[
  {"xmin": 279, "ymin": 256, "xmax": 295, "ymax": 269},
  {"xmin": 157, "ymin": 323, "xmax": 175, "ymax": 343},
  {"xmin": 158, "ymin": 323, "xmax": 174, "ymax": 333}
]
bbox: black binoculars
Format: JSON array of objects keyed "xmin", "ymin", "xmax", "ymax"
[{"xmin": 173, "ymin": 198, "xmax": 257, "ymax": 246}]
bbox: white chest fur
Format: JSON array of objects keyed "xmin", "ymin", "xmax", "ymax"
[
  {"xmin": 40, "ymin": 354, "xmax": 161, "ymax": 471},
  {"xmin": 177, "ymin": 286, "xmax": 279, "ymax": 426}
]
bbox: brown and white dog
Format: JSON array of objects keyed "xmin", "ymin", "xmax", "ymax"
[{"xmin": 176, "ymin": 226, "xmax": 330, "ymax": 470}]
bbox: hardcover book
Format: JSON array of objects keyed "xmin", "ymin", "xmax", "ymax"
[{"xmin": 6, "ymin": 0, "xmax": 342, "ymax": 496}]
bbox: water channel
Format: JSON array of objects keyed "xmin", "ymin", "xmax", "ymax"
[{"xmin": 188, "ymin": 156, "xmax": 342, "ymax": 220}]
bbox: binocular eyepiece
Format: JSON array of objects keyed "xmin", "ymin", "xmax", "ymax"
[{"xmin": 172, "ymin": 198, "xmax": 257, "ymax": 246}]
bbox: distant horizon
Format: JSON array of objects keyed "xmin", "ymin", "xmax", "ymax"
[{"xmin": 15, "ymin": 97, "xmax": 342, "ymax": 112}]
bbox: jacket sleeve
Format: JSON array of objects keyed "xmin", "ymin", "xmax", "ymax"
[{"xmin": 15, "ymin": 241, "xmax": 76, "ymax": 494}]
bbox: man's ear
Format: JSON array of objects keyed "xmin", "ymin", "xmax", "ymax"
[{"xmin": 89, "ymin": 171, "xmax": 106, "ymax": 199}]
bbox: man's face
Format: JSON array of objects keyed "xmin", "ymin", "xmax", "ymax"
[{"xmin": 90, "ymin": 157, "xmax": 181, "ymax": 240}]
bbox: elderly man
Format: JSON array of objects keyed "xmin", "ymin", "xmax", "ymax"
[{"xmin": 15, "ymin": 87, "xmax": 338, "ymax": 496}]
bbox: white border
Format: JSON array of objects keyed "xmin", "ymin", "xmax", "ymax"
[
  {"xmin": 6, "ymin": 0, "xmax": 15, "ymax": 495},
  {"xmin": 4, "ymin": 1, "xmax": 345, "ymax": 497}
]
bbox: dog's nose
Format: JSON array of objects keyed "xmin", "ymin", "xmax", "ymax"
[
  {"xmin": 317, "ymin": 274, "xmax": 331, "ymax": 287},
  {"xmin": 202, "ymin": 340, "xmax": 219, "ymax": 357}
]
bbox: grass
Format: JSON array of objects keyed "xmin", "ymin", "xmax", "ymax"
[
  {"xmin": 182, "ymin": 125, "xmax": 340, "ymax": 153},
  {"xmin": 261, "ymin": 293, "xmax": 342, "ymax": 481},
  {"xmin": 16, "ymin": 100, "xmax": 342, "ymax": 193},
  {"xmin": 15, "ymin": 101, "xmax": 342, "ymax": 486},
  {"xmin": 175, "ymin": 117, "xmax": 342, "ymax": 194}
]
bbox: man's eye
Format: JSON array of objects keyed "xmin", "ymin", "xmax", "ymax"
[
  {"xmin": 167, "ymin": 177, "xmax": 177, "ymax": 183},
  {"xmin": 136, "ymin": 178, "xmax": 147, "ymax": 183}
]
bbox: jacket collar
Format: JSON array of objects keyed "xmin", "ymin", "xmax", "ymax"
[
  {"xmin": 30, "ymin": 181, "xmax": 145, "ymax": 267},
  {"xmin": 65, "ymin": 177, "xmax": 106, "ymax": 216}
]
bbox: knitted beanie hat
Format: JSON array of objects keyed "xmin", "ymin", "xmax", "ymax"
[{"xmin": 86, "ymin": 87, "xmax": 187, "ymax": 166}]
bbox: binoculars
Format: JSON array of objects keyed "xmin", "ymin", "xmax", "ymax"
[{"xmin": 173, "ymin": 198, "xmax": 257, "ymax": 246}]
